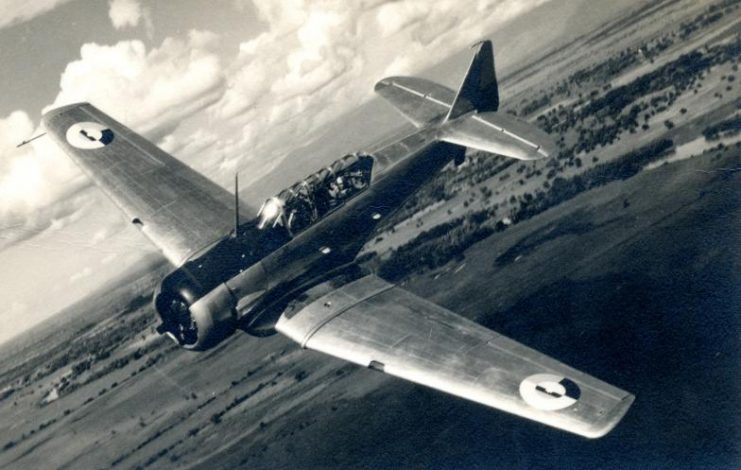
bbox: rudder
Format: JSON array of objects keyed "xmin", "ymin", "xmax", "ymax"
[{"xmin": 445, "ymin": 40, "xmax": 499, "ymax": 121}]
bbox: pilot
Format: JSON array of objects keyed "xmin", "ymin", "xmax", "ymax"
[
  {"xmin": 314, "ymin": 170, "xmax": 336, "ymax": 215},
  {"xmin": 312, "ymin": 189, "xmax": 327, "ymax": 216},
  {"xmin": 331, "ymin": 177, "xmax": 344, "ymax": 195},
  {"xmin": 328, "ymin": 176, "xmax": 349, "ymax": 207},
  {"xmin": 287, "ymin": 193, "xmax": 313, "ymax": 233},
  {"xmin": 347, "ymin": 170, "xmax": 366, "ymax": 190},
  {"xmin": 299, "ymin": 184, "xmax": 318, "ymax": 220}
]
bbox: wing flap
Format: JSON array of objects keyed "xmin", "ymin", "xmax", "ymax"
[
  {"xmin": 43, "ymin": 103, "xmax": 248, "ymax": 266},
  {"xmin": 277, "ymin": 275, "xmax": 633, "ymax": 438}
]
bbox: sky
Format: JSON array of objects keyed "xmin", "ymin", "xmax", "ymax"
[{"xmin": 0, "ymin": 0, "xmax": 559, "ymax": 344}]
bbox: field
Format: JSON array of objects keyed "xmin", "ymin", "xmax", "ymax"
[{"xmin": 0, "ymin": 0, "xmax": 739, "ymax": 468}]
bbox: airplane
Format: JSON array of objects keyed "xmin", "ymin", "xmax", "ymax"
[{"xmin": 41, "ymin": 40, "xmax": 634, "ymax": 438}]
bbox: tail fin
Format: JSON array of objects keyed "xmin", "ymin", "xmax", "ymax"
[
  {"xmin": 445, "ymin": 40, "xmax": 499, "ymax": 121},
  {"xmin": 374, "ymin": 39, "xmax": 556, "ymax": 160},
  {"xmin": 440, "ymin": 41, "xmax": 556, "ymax": 161}
]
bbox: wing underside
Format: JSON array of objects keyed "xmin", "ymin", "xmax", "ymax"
[
  {"xmin": 42, "ymin": 103, "xmax": 246, "ymax": 266},
  {"xmin": 276, "ymin": 275, "xmax": 634, "ymax": 438}
]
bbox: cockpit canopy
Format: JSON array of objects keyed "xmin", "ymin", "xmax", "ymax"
[{"xmin": 257, "ymin": 153, "xmax": 374, "ymax": 235}]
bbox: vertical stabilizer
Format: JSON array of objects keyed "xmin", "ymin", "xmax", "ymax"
[
  {"xmin": 375, "ymin": 40, "xmax": 555, "ymax": 160},
  {"xmin": 445, "ymin": 40, "xmax": 499, "ymax": 121}
]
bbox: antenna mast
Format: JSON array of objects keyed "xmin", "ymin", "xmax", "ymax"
[{"xmin": 234, "ymin": 173, "xmax": 240, "ymax": 238}]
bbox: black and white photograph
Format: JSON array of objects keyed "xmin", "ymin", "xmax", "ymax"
[{"xmin": 0, "ymin": 0, "xmax": 738, "ymax": 468}]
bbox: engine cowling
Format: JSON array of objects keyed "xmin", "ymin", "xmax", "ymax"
[{"xmin": 154, "ymin": 283, "xmax": 238, "ymax": 351}]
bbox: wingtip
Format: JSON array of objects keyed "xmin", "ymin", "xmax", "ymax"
[
  {"xmin": 374, "ymin": 78, "xmax": 391, "ymax": 93},
  {"xmin": 374, "ymin": 76, "xmax": 402, "ymax": 94},
  {"xmin": 583, "ymin": 393, "xmax": 636, "ymax": 439}
]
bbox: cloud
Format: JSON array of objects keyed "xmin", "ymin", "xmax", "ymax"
[
  {"xmin": 0, "ymin": 187, "xmax": 93, "ymax": 250},
  {"xmin": 69, "ymin": 266, "xmax": 93, "ymax": 283},
  {"xmin": 101, "ymin": 252, "xmax": 118, "ymax": 265},
  {"xmin": 376, "ymin": 2, "xmax": 429, "ymax": 37},
  {"xmin": 108, "ymin": 0, "xmax": 153, "ymax": 35},
  {"xmin": 159, "ymin": 128, "xmax": 219, "ymax": 160},
  {"xmin": 0, "ymin": 110, "xmax": 84, "ymax": 231},
  {"xmin": 0, "ymin": 0, "xmax": 558, "ymax": 345},
  {"xmin": 0, "ymin": 31, "xmax": 226, "ymax": 248},
  {"xmin": 108, "ymin": 0, "xmax": 142, "ymax": 28},
  {"xmin": 0, "ymin": 110, "xmax": 33, "ymax": 146},
  {"xmin": 49, "ymin": 30, "xmax": 225, "ymax": 137},
  {"xmin": 205, "ymin": 0, "xmax": 552, "ymax": 185},
  {"xmin": 1, "ymin": 0, "xmax": 553, "ymax": 249},
  {"xmin": 90, "ymin": 227, "xmax": 111, "ymax": 244},
  {"xmin": 9, "ymin": 301, "xmax": 27, "ymax": 316},
  {"xmin": 0, "ymin": 0, "xmax": 74, "ymax": 30}
]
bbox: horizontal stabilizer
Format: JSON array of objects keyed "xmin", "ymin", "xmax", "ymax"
[
  {"xmin": 375, "ymin": 40, "xmax": 555, "ymax": 160},
  {"xmin": 439, "ymin": 111, "xmax": 557, "ymax": 160},
  {"xmin": 374, "ymin": 76, "xmax": 455, "ymax": 128}
]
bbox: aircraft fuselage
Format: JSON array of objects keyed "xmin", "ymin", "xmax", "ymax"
[{"xmin": 155, "ymin": 125, "xmax": 464, "ymax": 345}]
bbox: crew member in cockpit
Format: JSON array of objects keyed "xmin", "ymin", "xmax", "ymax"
[
  {"xmin": 348, "ymin": 170, "xmax": 367, "ymax": 191},
  {"xmin": 329, "ymin": 175, "xmax": 352, "ymax": 208}
]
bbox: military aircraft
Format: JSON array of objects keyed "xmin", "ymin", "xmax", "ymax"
[{"xmin": 42, "ymin": 41, "xmax": 633, "ymax": 438}]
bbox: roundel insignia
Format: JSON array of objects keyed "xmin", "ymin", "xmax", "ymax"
[
  {"xmin": 519, "ymin": 373, "xmax": 581, "ymax": 411},
  {"xmin": 66, "ymin": 122, "xmax": 114, "ymax": 149}
]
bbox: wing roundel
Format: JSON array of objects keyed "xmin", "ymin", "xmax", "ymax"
[{"xmin": 43, "ymin": 103, "xmax": 254, "ymax": 266}]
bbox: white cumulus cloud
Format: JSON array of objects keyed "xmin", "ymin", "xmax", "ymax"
[
  {"xmin": 207, "ymin": 0, "xmax": 551, "ymax": 184},
  {"xmin": 108, "ymin": 0, "xmax": 153, "ymax": 34},
  {"xmin": 0, "ymin": 0, "xmax": 74, "ymax": 30},
  {"xmin": 0, "ymin": 110, "xmax": 82, "ymax": 228},
  {"xmin": 0, "ymin": 30, "xmax": 227, "ymax": 247},
  {"xmin": 49, "ymin": 30, "xmax": 225, "ymax": 138},
  {"xmin": 0, "ymin": 0, "xmax": 556, "ymax": 344},
  {"xmin": 69, "ymin": 266, "xmax": 93, "ymax": 283},
  {"xmin": 1, "ymin": 0, "xmax": 553, "ymax": 249}
]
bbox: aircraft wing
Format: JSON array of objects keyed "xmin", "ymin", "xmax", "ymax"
[
  {"xmin": 43, "ymin": 103, "xmax": 243, "ymax": 266},
  {"xmin": 276, "ymin": 275, "xmax": 634, "ymax": 438}
]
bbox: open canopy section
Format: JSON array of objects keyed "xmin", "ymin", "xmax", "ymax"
[{"xmin": 257, "ymin": 153, "xmax": 374, "ymax": 235}]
